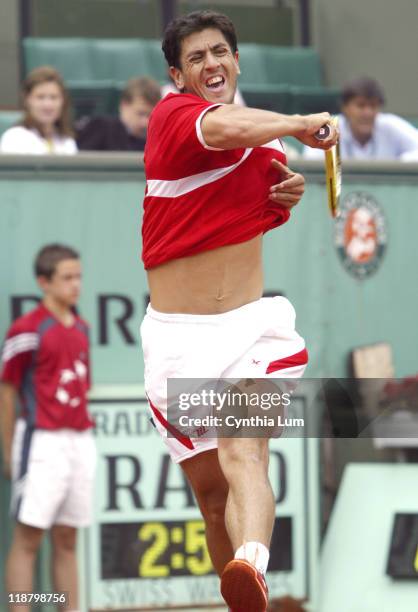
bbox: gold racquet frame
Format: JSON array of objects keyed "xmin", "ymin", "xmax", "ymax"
[{"xmin": 324, "ymin": 118, "xmax": 341, "ymax": 218}]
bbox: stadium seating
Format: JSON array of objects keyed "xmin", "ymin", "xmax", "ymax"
[
  {"xmin": 238, "ymin": 44, "xmax": 340, "ymax": 114},
  {"xmin": 89, "ymin": 39, "xmax": 166, "ymax": 82},
  {"xmin": 23, "ymin": 37, "xmax": 166, "ymax": 84},
  {"xmin": 22, "ymin": 37, "xmax": 341, "ymax": 118},
  {"xmin": 66, "ymin": 82, "xmax": 118, "ymax": 119},
  {"xmin": 23, "ymin": 37, "xmax": 168, "ymax": 117},
  {"xmin": 24, "ymin": 38, "xmax": 93, "ymax": 81},
  {"xmin": 239, "ymin": 83, "xmax": 293, "ymax": 114},
  {"xmin": 239, "ymin": 44, "xmax": 322, "ymax": 87},
  {"xmin": 288, "ymin": 85, "xmax": 341, "ymax": 114}
]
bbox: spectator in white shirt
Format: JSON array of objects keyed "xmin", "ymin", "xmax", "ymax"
[
  {"xmin": 303, "ymin": 77, "xmax": 418, "ymax": 161},
  {"xmin": 0, "ymin": 66, "xmax": 77, "ymax": 155}
]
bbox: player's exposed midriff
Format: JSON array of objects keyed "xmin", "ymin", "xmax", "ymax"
[{"xmin": 147, "ymin": 234, "xmax": 264, "ymax": 314}]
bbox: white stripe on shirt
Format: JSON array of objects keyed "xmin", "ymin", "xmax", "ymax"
[
  {"xmin": 2, "ymin": 333, "xmax": 39, "ymax": 362},
  {"xmin": 146, "ymin": 147, "xmax": 253, "ymax": 198}
]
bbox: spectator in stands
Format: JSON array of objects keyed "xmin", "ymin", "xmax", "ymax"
[
  {"xmin": 76, "ymin": 77, "xmax": 161, "ymax": 152},
  {"xmin": 303, "ymin": 77, "xmax": 418, "ymax": 160},
  {"xmin": 0, "ymin": 66, "xmax": 77, "ymax": 155}
]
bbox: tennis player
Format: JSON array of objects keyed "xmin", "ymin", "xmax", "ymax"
[
  {"xmin": 141, "ymin": 11, "xmax": 337, "ymax": 611},
  {"xmin": 0, "ymin": 244, "xmax": 95, "ymax": 612}
]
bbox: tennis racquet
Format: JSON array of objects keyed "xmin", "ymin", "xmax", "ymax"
[{"xmin": 315, "ymin": 119, "xmax": 341, "ymax": 218}]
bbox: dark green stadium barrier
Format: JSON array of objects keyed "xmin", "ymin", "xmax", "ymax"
[
  {"xmin": 0, "ymin": 111, "xmax": 23, "ymax": 137},
  {"xmin": 239, "ymin": 83, "xmax": 292, "ymax": 114},
  {"xmin": 289, "ymin": 85, "xmax": 341, "ymax": 115},
  {"xmin": 239, "ymin": 83, "xmax": 341, "ymax": 116},
  {"xmin": 68, "ymin": 82, "xmax": 119, "ymax": 119}
]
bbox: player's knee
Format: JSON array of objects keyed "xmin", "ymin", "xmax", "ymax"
[
  {"xmin": 51, "ymin": 526, "xmax": 77, "ymax": 553},
  {"xmin": 14, "ymin": 523, "xmax": 44, "ymax": 555},
  {"xmin": 199, "ymin": 491, "xmax": 227, "ymax": 529},
  {"xmin": 218, "ymin": 440, "xmax": 269, "ymax": 478},
  {"xmin": 192, "ymin": 477, "xmax": 228, "ymax": 529}
]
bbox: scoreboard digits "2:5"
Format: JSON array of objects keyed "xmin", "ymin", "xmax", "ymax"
[
  {"xmin": 138, "ymin": 521, "xmax": 212, "ymax": 577},
  {"xmin": 101, "ymin": 516, "xmax": 291, "ymax": 580},
  {"xmin": 101, "ymin": 520, "xmax": 214, "ymax": 579}
]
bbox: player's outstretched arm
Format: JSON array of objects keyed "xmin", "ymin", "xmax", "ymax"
[{"xmin": 201, "ymin": 104, "xmax": 338, "ymax": 150}]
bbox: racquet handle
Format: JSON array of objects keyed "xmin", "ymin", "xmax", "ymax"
[{"xmin": 314, "ymin": 124, "xmax": 331, "ymax": 140}]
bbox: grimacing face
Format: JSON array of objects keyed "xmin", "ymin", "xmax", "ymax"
[
  {"xmin": 38, "ymin": 259, "xmax": 81, "ymax": 308},
  {"xmin": 25, "ymin": 81, "xmax": 64, "ymax": 128},
  {"xmin": 169, "ymin": 28, "xmax": 240, "ymax": 104},
  {"xmin": 342, "ymin": 95, "xmax": 381, "ymax": 144}
]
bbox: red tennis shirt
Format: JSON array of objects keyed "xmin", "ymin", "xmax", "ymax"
[
  {"xmin": 0, "ymin": 303, "xmax": 93, "ymax": 430},
  {"xmin": 142, "ymin": 93, "xmax": 290, "ymax": 269}
]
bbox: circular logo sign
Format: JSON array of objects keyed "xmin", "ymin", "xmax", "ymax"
[{"xmin": 334, "ymin": 192, "xmax": 387, "ymax": 279}]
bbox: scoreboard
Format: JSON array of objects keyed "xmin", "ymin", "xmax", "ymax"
[{"xmin": 81, "ymin": 386, "xmax": 319, "ymax": 610}]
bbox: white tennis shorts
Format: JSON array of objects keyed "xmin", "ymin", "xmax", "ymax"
[
  {"xmin": 140, "ymin": 296, "xmax": 308, "ymax": 463},
  {"xmin": 10, "ymin": 419, "xmax": 97, "ymax": 529}
]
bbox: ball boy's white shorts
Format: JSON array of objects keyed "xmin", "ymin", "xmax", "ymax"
[
  {"xmin": 140, "ymin": 296, "xmax": 308, "ymax": 464},
  {"xmin": 10, "ymin": 419, "xmax": 97, "ymax": 529}
]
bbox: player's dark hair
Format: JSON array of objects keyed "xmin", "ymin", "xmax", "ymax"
[
  {"xmin": 120, "ymin": 76, "xmax": 161, "ymax": 106},
  {"xmin": 34, "ymin": 244, "xmax": 80, "ymax": 279},
  {"xmin": 341, "ymin": 77, "xmax": 385, "ymax": 106},
  {"xmin": 162, "ymin": 10, "xmax": 238, "ymax": 69}
]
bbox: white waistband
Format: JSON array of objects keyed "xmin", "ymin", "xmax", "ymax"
[{"xmin": 145, "ymin": 298, "xmax": 270, "ymax": 324}]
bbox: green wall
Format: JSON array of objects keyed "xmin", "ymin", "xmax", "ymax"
[{"xmin": 1, "ymin": 156, "xmax": 417, "ymax": 384}]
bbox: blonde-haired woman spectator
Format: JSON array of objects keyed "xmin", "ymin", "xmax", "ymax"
[{"xmin": 0, "ymin": 66, "xmax": 77, "ymax": 154}]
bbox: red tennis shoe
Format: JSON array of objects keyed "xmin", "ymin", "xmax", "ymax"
[{"xmin": 221, "ymin": 559, "xmax": 268, "ymax": 612}]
